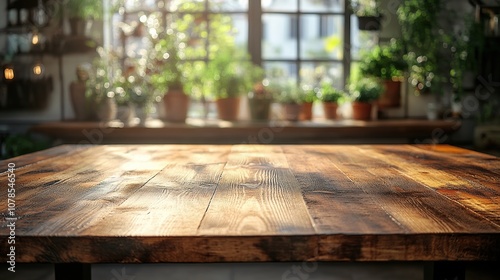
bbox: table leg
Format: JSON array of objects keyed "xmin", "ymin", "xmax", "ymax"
[
  {"xmin": 424, "ymin": 261, "xmax": 465, "ymax": 280},
  {"xmin": 55, "ymin": 263, "xmax": 91, "ymax": 280}
]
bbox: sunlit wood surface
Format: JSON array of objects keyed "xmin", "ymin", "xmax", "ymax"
[{"xmin": 0, "ymin": 144, "xmax": 499, "ymax": 263}]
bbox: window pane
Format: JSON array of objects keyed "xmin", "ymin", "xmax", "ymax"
[
  {"xmin": 262, "ymin": 0, "xmax": 298, "ymax": 12},
  {"xmin": 263, "ymin": 62, "xmax": 298, "ymax": 84},
  {"xmin": 350, "ymin": 15, "xmax": 377, "ymax": 60},
  {"xmin": 300, "ymin": 62, "xmax": 343, "ymax": 89},
  {"xmin": 169, "ymin": 0, "xmax": 205, "ymax": 12},
  {"xmin": 124, "ymin": 0, "xmax": 158, "ymax": 10},
  {"xmin": 210, "ymin": 0, "xmax": 248, "ymax": 11},
  {"xmin": 300, "ymin": 0, "xmax": 344, "ymax": 13},
  {"xmin": 300, "ymin": 15, "xmax": 343, "ymax": 60},
  {"xmin": 262, "ymin": 14, "xmax": 298, "ymax": 59}
]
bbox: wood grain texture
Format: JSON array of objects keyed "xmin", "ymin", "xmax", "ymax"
[
  {"xmin": 198, "ymin": 145, "xmax": 314, "ymax": 235},
  {"xmin": 0, "ymin": 144, "xmax": 499, "ymax": 263},
  {"xmin": 364, "ymin": 145, "xmax": 500, "ymax": 227}
]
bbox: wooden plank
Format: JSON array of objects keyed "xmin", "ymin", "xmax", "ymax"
[
  {"xmin": 410, "ymin": 144, "xmax": 500, "ymax": 177},
  {"xmin": 12, "ymin": 236, "xmax": 318, "ymax": 263},
  {"xmin": 0, "ymin": 144, "xmax": 91, "ymax": 173},
  {"xmin": 306, "ymin": 146, "xmax": 498, "ymax": 233},
  {"xmin": 198, "ymin": 145, "xmax": 315, "ymax": 235},
  {"xmin": 81, "ymin": 145, "xmax": 231, "ymax": 236},
  {"xmin": 318, "ymin": 233, "xmax": 500, "ymax": 261},
  {"xmin": 0, "ymin": 145, "xmax": 143, "ymax": 233},
  {"xmin": 364, "ymin": 145, "xmax": 500, "ymax": 227},
  {"xmin": 12, "ymin": 145, "xmax": 192, "ymax": 235},
  {"xmin": 282, "ymin": 145, "xmax": 404, "ymax": 234}
]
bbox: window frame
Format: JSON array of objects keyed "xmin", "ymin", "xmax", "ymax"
[{"xmin": 111, "ymin": 0, "xmax": 352, "ymax": 88}]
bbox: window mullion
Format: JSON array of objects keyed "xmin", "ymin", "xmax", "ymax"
[
  {"xmin": 343, "ymin": 0, "xmax": 351, "ymax": 89},
  {"xmin": 248, "ymin": 0, "xmax": 262, "ymax": 66},
  {"xmin": 296, "ymin": 1, "xmax": 301, "ymax": 86}
]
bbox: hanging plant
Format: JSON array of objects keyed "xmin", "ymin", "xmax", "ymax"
[{"xmin": 397, "ymin": 0, "xmax": 444, "ymax": 95}]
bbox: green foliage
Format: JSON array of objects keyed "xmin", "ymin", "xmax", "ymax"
[
  {"xmin": 150, "ymin": 30, "xmax": 186, "ymax": 93},
  {"xmin": 4, "ymin": 134, "xmax": 50, "ymax": 159},
  {"xmin": 448, "ymin": 17, "xmax": 483, "ymax": 99},
  {"xmin": 85, "ymin": 48, "xmax": 116, "ymax": 105},
  {"xmin": 318, "ymin": 83, "xmax": 345, "ymax": 103},
  {"xmin": 205, "ymin": 47, "xmax": 263, "ymax": 99},
  {"xmin": 397, "ymin": 0, "xmax": 443, "ymax": 94},
  {"xmin": 66, "ymin": 0, "xmax": 104, "ymax": 19},
  {"xmin": 301, "ymin": 85, "xmax": 319, "ymax": 103},
  {"xmin": 272, "ymin": 81, "xmax": 303, "ymax": 104},
  {"xmin": 349, "ymin": 78, "xmax": 383, "ymax": 102},
  {"xmin": 350, "ymin": 0, "xmax": 381, "ymax": 16},
  {"xmin": 359, "ymin": 39, "xmax": 407, "ymax": 80}
]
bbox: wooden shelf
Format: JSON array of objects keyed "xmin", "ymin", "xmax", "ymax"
[{"xmin": 30, "ymin": 119, "xmax": 461, "ymax": 144}]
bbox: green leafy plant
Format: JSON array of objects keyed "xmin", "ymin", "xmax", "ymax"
[
  {"xmin": 4, "ymin": 134, "xmax": 50, "ymax": 159},
  {"xmin": 318, "ymin": 83, "xmax": 345, "ymax": 103},
  {"xmin": 349, "ymin": 78, "xmax": 383, "ymax": 103},
  {"xmin": 66, "ymin": 0, "xmax": 103, "ymax": 19},
  {"xmin": 350, "ymin": 0, "xmax": 381, "ymax": 16},
  {"xmin": 205, "ymin": 46, "xmax": 263, "ymax": 99},
  {"xmin": 272, "ymin": 82, "xmax": 303, "ymax": 104},
  {"xmin": 150, "ymin": 30, "xmax": 186, "ymax": 93},
  {"xmin": 301, "ymin": 85, "xmax": 319, "ymax": 103},
  {"xmin": 86, "ymin": 47, "xmax": 116, "ymax": 105},
  {"xmin": 448, "ymin": 17, "xmax": 483, "ymax": 100},
  {"xmin": 359, "ymin": 39, "xmax": 407, "ymax": 80},
  {"xmin": 397, "ymin": 0, "xmax": 443, "ymax": 94}
]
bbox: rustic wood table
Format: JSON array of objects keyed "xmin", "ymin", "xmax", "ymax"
[{"xmin": 1, "ymin": 144, "xmax": 499, "ymax": 279}]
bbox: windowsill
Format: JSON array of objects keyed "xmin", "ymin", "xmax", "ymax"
[{"xmin": 30, "ymin": 118, "xmax": 461, "ymax": 144}]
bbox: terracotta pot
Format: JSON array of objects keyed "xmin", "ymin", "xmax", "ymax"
[
  {"xmin": 282, "ymin": 103, "xmax": 302, "ymax": 122},
  {"xmin": 323, "ymin": 102, "xmax": 339, "ymax": 120},
  {"xmin": 300, "ymin": 102, "xmax": 313, "ymax": 121},
  {"xmin": 163, "ymin": 89, "xmax": 190, "ymax": 123},
  {"xmin": 216, "ymin": 97, "xmax": 240, "ymax": 121},
  {"xmin": 248, "ymin": 97, "xmax": 272, "ymax": 121},
  {"xmin": 377, "ymin": 80, "xmax": 401, "ymax": 109},
  {"xmin": 352, "ymin": 102, "xmax": 373, "ymax": 120}
]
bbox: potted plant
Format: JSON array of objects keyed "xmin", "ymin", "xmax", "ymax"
[
  {"xmin": 349, "ymin": 78, "xmax": 383, "ymax": 120},
  {"xmin": 151, "ymin": 31, "xmax": 190, "ymax": 123},
  {"xmin": 274, "ymin": 82, "xmax": 303, "ymax": 122},
  {"xmin": 113, "ymin": 83, "xmax": 135, "ymax": 125},
  {"xmin": 205, "ymin": 47, "xmax": 258, "ymax": 121},
  {"xmin": 358, "ymin": 38, "xmax": 407, "ymax": 109},
  {"xmin": 65, "ymin": 0, "xmax": 104, "ymax": 36},
  {"xmin": 85, "ymin": 48, "xmax": 117, "ymax": 122},
  {"xmin": 248, "ymin": 80, "xmax": 273, "ymax": 122},
  {"xmin": 350, "ymin": 0, "xmax": 382, "ymax": 31},
  {"xmin": 117, "ymin": 58, "xmax": 157, "ymax": 126},
  {"xmin": 318, "ymin": 82, "xmax": 345, "ymax": 120},
  {"xmin": 299, "ymin": 85, "xmax": 318, "ymax": 121}
]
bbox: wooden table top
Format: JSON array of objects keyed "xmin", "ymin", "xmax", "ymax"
[{"xmin": 0, "ymin": 144, "xmax": 499, "ymax": 263}]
